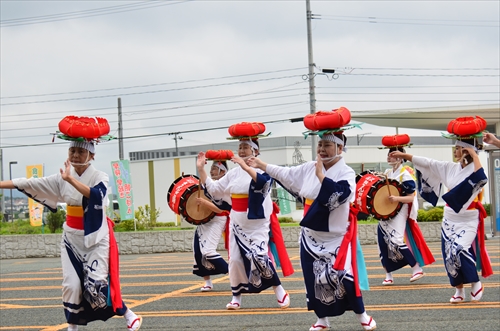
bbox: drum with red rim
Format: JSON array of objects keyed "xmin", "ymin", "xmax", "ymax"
[
  {"xmin": 167, "ymin": 174, "xmax": 215, "ymax": 225},
  {"xmin": 354, "ymin": 171, "xmax": 403, "ymax": 221}
]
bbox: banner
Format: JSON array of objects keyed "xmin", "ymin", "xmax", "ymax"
[
  {"xmin": 277, "ymin": 187, "xmax": 292, "ymax": 215},
  {"xmin": 26, "ymin": 165, "xmax": 44, "ymax": 226},
  {"xmin": 111, "ymin": 160, "xmax": 135, "ymax": 221}
]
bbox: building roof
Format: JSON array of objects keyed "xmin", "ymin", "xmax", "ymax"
[{"xmin": 351, "ymin": 104, "xmax": 499, "ymax": 132}]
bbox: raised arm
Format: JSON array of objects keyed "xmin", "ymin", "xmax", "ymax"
[
  {"xmin": 246, "ymin": 157, "xmax": 267, "ymax": 171},
  {"xmin": 315, "ymin": 154, "xmax": 325, "ymax": 183},
  {"xmin": 231, "ymin": 155, "xmax": 257, "ymax": 182},
  {"xmin": 483, "ymin": 132, "xmax": 500, "ymax": 148},
  {"xmin": 60, "ymin": 160, "xmax": 91, "ymax": 198},
  {"xmin": 0, "ymin": 180, "xmax": 15, "ymax": 189},
  {"xmin": 389, "ymin": 151, "xmax": 413, "ymax": 162},
  {"xmin": 196, "ymin": 152, "xmax": 208, "ymax": 185},
  {"xmin": 463, "ymin": 146, "xmax": 482, "ymax": 172}
]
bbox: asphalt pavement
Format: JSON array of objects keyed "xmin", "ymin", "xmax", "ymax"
[{"xmin": 0, "ymin": 238, "xmax": 499, "ymax": 331}]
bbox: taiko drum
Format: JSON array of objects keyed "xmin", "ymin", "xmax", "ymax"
[
  {"xmin": 354, "ymin": 171, "xmax": 403, "ymax": 221},
  {"xmin": 167, "ymin": 174, "xmax": 215, "ymax": 225}
]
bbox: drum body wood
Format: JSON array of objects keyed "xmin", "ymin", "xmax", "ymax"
[
  {"xmin": 167, "ymin": 174, "xmax": 215, "ymax": 225},
  {"xmin": 354, "ymin": 171, "xmax": 403, "ymax": 221}
]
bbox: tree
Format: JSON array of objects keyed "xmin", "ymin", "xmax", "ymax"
[{"xmin": 46, "ymin": 208, "xmax": 66, "ymax": 233}]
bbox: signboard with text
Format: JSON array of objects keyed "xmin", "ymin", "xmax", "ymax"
[
  {"xmin": 110, "ymin": 160, "xmax": 135, "ymax": 221},
  {"xmin": 26, "ymin": 164, "xmax": 44, "ymax": 226},
  {"xmin": 277, "ymin": 187, "xmax": 292, "ymax": 215}
]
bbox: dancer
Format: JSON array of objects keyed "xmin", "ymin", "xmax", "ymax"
[
  {"xmin": 0, "ymin": 116, "xmax": 142, "ymax": 331},
  {"xmin": 196, "ymin": 122, "xmax": 292, "ymax": 310},
  {"xmin": 248, "ymin": 107, "xmax": 376, "ymax": 331},
  {"xmin": 390, "ymin": 115, "xmax": 493, "ymax": 304},
  {"xmin": 193, "ymin": 159, "xmax": 230, "ymax": 292},
  {"xmin": 377, "ymin": 134, "xmax": 435, "ymax": 286}
]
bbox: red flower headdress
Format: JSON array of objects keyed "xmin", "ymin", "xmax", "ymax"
[
  {"xmin": 53, "ymin": 116, "xmax": 115, "ymax": 143},
  {"xmin": 378, "ymin": 134, "xmax": 412, "ymax": 149}
]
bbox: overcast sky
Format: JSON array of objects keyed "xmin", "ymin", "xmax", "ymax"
[{"xmin": 1, "ymin": 0, "xmax": 499, "ymax": 190}]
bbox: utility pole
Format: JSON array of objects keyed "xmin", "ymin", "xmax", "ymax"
[
  {"xmin": 118, "ymin": 98, "xmax": 124, "ymax": 160},
  {"xmin": 170, "ymin": 132, "xmax": 182, "ymax": 156},
  {"xmin": 0, "ymin": 149, "xmax": 4, "ymax": 217},
  {"xmin": 306, "ymin": 0, "xmax": 317, "ymax": 159}
]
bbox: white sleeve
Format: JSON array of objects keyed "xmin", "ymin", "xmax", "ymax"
[
  {"xmin": 412, "ymin": 156, "xmax": 452, "ymax": 183},
  {"xmin": 205, "ymin": 169, "xmax": 232, "ymax": 200},
  {"xmin": 266, "ymin": 163, "xmax": 308, "ymax": 194},
  {"xmin": 12, "ymin": 173, "xmax": 62, "ymax": 210}
]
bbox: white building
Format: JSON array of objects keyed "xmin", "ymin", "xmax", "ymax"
[{"xmin": 128, "ymin": 135, "xmax": 494, "ymax": 225}]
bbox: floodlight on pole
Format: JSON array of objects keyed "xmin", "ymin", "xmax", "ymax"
[{"xmin": 9, "ymin": 161, "xmax": 17, "ymax": 221}]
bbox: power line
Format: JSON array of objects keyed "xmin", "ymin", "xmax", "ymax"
[
  {"xmin": 0, "ymin": 75, "xmax": 304, "ymax": 106},
  {"xmin": 313, "ymin": 14, "xmax": 499, "ymax": 28},
  {"xmin": 0, "ymin": 67, "xmax": 307, "ymax": 100},
  {"xmin": 315, "ymin": 14, "xmax": 499, "ymax": 23},
  {"xmin": 0, "ymin": 1, "xmax": 191, "ymax": 28},
  {"xmin": 0, "ymin": 110, "xmax": 309, "ymax": 148},
  {"xmin": 1, "ymin": 97, "xmax": 309, "ymax": 130}
]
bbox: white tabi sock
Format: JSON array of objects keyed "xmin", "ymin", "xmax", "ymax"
[
  {"xmin": 314, "ymin": 317, "xmax": 329, "ymax": 327},
  {"xmin": 124, "ymin": 309, "xmax": 138, "ymax": 325},
  {"xmin": 230, "ymin": 295, "xmax": 241, "ymax": 305},
  {"xmin": 412, "ymin": 263, "xmax": 423, "ymax": 274},
  {"xmin": 471, "ymin": 281, "xmax": 482, "ymax": 294},
  {"xmin": 273, "ymin": 285, "xmax": 287, "ymax": 301},
  {"xmin": 67, "ymin": 324, "xmax": 78, "ymax": 331},
  {"xmin": 454, "ymin": 287, "xmax": 465, "ymax": 299},
  {"xmin": 385, "ymin": 272, "xmax": 393, "ymax": 280},
  {"xmin": 204, "ymin": 279, "xmax": 213, "ymax": 288},
  {"xmin": 356, "ymin": 311, "xmax": 371, "ymax": 324}
]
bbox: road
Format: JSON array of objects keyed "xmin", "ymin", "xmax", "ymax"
[{"xmin": 0, "ymin": 238, "xmax": 499, "ymax": 331}]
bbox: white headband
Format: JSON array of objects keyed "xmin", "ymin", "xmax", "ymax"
[
  {"xmin": 69, "ymin": 141, "xmax": 95, "ymax": 153},
  {"xmin": 213, "ymin": 161, "xmax": 227, "ymax": 172},
  {"xmin": 240, "ymin": 140, "xmax": 259, "ymax": 150},
  {"xmin": 320, "ymin": 134, "xmax": 347, "ymax": 152},
  {"xmin": 455, "ymin": 140, "xmax": 478, "ymax": 152}
]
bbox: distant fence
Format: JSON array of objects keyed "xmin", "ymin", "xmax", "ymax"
[{"xmin": 0, "ymin": 222, "xmax": 446, "ymax": 260}]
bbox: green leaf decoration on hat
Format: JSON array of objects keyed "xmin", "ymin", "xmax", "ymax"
[
  {"xmin": 226, "ymin": 132, "xmax": 272, "ymax": 140},
  {"xmin": 377, "ymin": 143, "xmax": 413, "ymax": 150},
  {"xmin": 53, "ymin": 132, "xmax": 116, "ymax": 142},
  {"xmin": 441, "ymin": 132, "xmax": 483, "ymax": 140},
  {"xmin": 302, "ymin": 123, "xmax": 363, "ymax": 139}
]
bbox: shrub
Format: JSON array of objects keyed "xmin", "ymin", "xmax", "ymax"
[
  {"xmin": 46, "ymin": 208, "xmax": 66, "ymax": 233},
  {"xmin": 278, "ymin": 217, "xmax": 295, "ymax": 223},
  {"xmin": 135, "ymin": 205, "xmax": 161, "ymax": 230},
  {"xmin": 0, "ymin": 219, "xmax": 42, "ymax": 235},
  {"xmin": 483, "ymin": 203, "xmax": 490, "ymax": 216},
  {"xmin": 114, "ymin": 219, "xmax": 144, "ymax": 232},
  {"xmin": 417, "ymin": 207, "xmax": 443, "ymax": 222}
]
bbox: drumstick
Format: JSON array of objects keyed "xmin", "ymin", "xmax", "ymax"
[
  {"xmin": 197, "ymin": 180, "xmax": 201, "ymax": 212},
  {"xmin": 384, "ymin": 174, "xmax": 393, "ymax": 203}
]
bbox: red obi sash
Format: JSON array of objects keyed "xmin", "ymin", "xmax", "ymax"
[
  {"xmin": 107, "ymin": 217, "xmax": 123, "ymax": 311},
  {"xmin": 66, "ymin": 206, "xmax": 84, "ymax": 230},
  {"xmin": 269, "ymin": 202, "xmax": 294, "ymax": 277},
  {"xmin": 231, "ymin": 194, "xmax": 248, "ymax": 212},
  {"xmin": 468, "ymin": 201, "xmax": 493, "ymax": 278},
  {"xmin": 333, "ymin": 205, "xmax": 363, "ymax": 297}
]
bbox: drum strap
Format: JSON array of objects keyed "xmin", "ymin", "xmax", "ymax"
[
  {"xmin": 66, "ymin": 205, "xmax": 84, "ymax": 230},
  {"xmin": 231, "ymin": 194, "xmax": 249, "ymax": 212}
]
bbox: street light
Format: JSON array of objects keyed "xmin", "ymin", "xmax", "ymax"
[{"xmin": 9, "ymin": 161, "xmax": 17, "ymax": 221}]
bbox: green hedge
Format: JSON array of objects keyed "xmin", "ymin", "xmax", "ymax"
[{"xmin": 417, "ymin": 206, "xmax": 444, "ymax": 222}]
